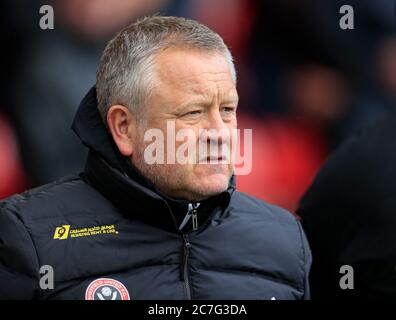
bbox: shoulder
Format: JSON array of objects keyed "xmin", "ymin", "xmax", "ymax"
[
  {"xmin": 231, "ymin": 190, "xmax": 299, "ymax": 227},
  {"xmin": 0, "ymin": 174, "xmax": 113, "ymax": 224},
  {"xmin": 229, "ymin": 190, "xmax": 309, "ymax": 261},
  {"xmin": 226, "ymin": 191, "xmax": 311, "ymax": 297},
  {"xmin": 0, "ymin": 174, "xmax": 113, "ymax": 299}
]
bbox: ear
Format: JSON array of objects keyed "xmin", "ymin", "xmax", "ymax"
[{"xmin": 106, "ymin": 105, "xmax": 135, "ymax": 157}]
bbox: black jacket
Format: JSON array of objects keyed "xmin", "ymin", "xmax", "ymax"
[
  {"xmin": 298, "ymin": 114, "xmax": 396, "ymax": 299},
  {"xmin": 0, "ymin": 87, "xmax": 311, "ymax": 300}
]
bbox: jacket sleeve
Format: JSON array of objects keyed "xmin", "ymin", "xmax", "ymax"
[
  {"xmin": 0, "ymin": 202, "xmax": 40, "ymax": 299},
  {"xmin": 297, "ymin": 219, "xmax": 312, "ymax": 300}
]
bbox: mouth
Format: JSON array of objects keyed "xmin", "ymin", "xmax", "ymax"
[{"xmin": 199, "ymin": 155, "xmax": 229, "ymax": 164}]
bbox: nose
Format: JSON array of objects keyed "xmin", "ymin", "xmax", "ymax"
[{"xmin": 199, "ymin": 110, "xmax": 231, "ymax": 146}]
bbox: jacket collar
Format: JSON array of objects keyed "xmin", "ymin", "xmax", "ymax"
[{"xmin": 72, "ymin": 86, "xmax": 235, "ymax": 233}]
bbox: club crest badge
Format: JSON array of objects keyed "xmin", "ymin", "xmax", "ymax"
[{"xmin": 85, "ymin": 278, "xmax": 130, "ymax": 300}]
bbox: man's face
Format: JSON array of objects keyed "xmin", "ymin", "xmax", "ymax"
[{"xmin": 131, "ymin": 48, "xmax": 238, "ymax": 201}]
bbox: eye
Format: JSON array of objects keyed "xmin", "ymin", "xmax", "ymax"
[
  {"xmin": 221, "ymin": 106, "xmax": 236, "ymax": 114},
  {"xmin": 184, "ymin": 110, "xmax": 203, "ymax": 117}
]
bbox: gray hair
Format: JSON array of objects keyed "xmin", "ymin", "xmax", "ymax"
[{"xmin": 96, "ymin": 15, "xmax": 236, "ymax": 123}]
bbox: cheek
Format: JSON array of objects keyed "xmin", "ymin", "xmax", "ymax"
[{"xmin": 174, "ymin": 129, "xmax": 200, "ymax": 161}]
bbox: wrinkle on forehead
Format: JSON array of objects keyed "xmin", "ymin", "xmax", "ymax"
[
  {"xmin": 148, "ymin": 48, "xmax": 237, "ymax": 107},
  {"xmin": 155, "ymin": 48, "xmax": 234, "ymax": 84}
]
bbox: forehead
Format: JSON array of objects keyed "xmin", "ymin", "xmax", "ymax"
[{"xmin": 153, "ymin": 47, "xmax": 236, "ymax": 97}]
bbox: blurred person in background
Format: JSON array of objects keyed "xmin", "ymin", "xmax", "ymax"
[{"xmin": 298, "ymin": 113, "xmax": 396, "ymax": 299}]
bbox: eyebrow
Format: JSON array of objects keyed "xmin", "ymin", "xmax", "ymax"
[
  {"xmin": 221, "ymin": 96, "xmax": 239, "ymax": 104},
  {"xmin": 179, "ymin": 95, "xmax": 239, "ymax": 110}
]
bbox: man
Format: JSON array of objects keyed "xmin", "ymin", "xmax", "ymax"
[
  {"xmin": 298, "ymin": 113, "xmax": 396, "ymax": 299},
  {"xmin": 0, "ymin": 16, "xmax": 311, "ymax": 300}
]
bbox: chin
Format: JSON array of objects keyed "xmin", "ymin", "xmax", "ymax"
[{"xmin": 196, "ymin": 173, "xmax": 230, "ymax": 196}]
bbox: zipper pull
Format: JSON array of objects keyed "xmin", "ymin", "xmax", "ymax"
[
  {"xmin": 192, "ymin": 210, "xmax": 198, "ymax": 231},
  {"xmin": 179, "ymin": 203, "xmax": 193, "ymax": 231},
  {"xmin": 191, "ymin": 203, "xmax": 200, "ymax": 231},
  {"xmin": 178, "ymin": 203, "xmax": 201, "ymax": 231}
]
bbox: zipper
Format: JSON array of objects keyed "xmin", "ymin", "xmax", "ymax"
[
  {"xmin": 180, "ymin": 202, "xmax": 200, "ymax": 300},
  {"xmin": 181, "ymin": 233, "xmax": 192, "ymax": 299}
]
